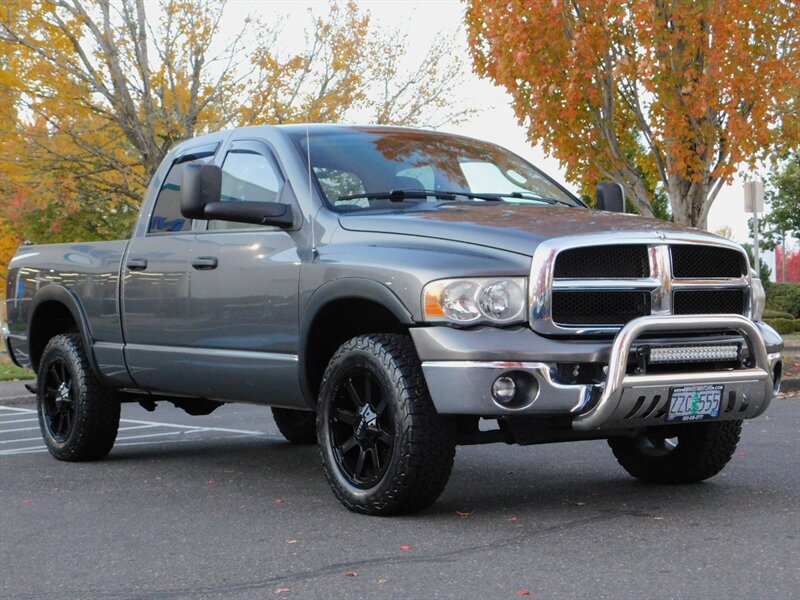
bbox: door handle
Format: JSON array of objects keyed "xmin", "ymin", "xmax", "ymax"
[
  {"xmin": 126, "ymin": 257, "xmax": 148, "ymax": 270},
  {"xmin": 191, "ymin": 256, "xmax": 218, "ymax": 270}
]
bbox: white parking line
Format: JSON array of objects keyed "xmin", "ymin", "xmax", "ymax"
[
  {"xmin": 1, "ymin": 426, "xmax": 41, "ymax": 433},
  {"xmin": 0, "ymin": 406, "xmax": 36, "ymax": 414},
  {"xmin": 119, "ymin": 418, "xmax": 264, "ymax": 436},
  {"xmin": 0, "ymin": 408, "xmax": 270, "ymax": 456},
  {"xmin": 1, "ymin": 444, "xmax": 46, "ymax": 455},
  {"xmin": 0, "ymin": 436, "xmax": 43, "ymax": 444}
]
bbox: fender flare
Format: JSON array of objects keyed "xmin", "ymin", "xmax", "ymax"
[
  {"xmin": 28, "ymin": 285, "xmax": 100, "ymax": 376},
  {"xmin": 298, "ymin": 278, "xmax": 415, "ymax": 404}
]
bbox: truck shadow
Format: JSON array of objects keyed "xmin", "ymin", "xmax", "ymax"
[{"xmin": 105, "ymin": 434, "xmax": 763, "ymax": 520}]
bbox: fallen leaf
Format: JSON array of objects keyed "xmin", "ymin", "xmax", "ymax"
[
  {"xmin": 275, "ymin": 588, "xmax": 291, "ymax": 594},
  {"xmin": 344, "ymin": 571, "xmax": 358, "ymax": 577},
  {"xmin": 377, "ymin": 579, "xmax": 388, "ymax": 585},
  {"xmin": 286, "ymin": 540, "xmax": 298, "ymax": 544},
  {"xmin": 22, "ymin": 499, "xmax": 32, "ymax": 505},
  {"xmin": 275, "ymin": 499, "xmax": 284, "ymax": 505},
  {"xmin": 207, "ymin": 479, "xmax": 216, "ymax": 485},
  {"xmin": 456, "ymin": 511, "xmax": 472, "ymax": 518},
  {"xmin": 399, "ymin": 545, "xmax": 410, "ymax": 551},
  {"xmin": 516, "ymin": 590, "xmax": 531, "ymax": 596},
  {"xmin": 507, "ymin": 516, "xmax": 518, "ymax": 522},
  {"xmin": 653, "ymin": 516, "xmax": 664, "ymax": 521},
  {"xmin": 574, "ymin": 501, "xmax": 586, "ymax": 506}
]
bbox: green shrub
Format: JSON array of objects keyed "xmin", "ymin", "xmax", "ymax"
[
  {"xmin": 763, "ymin": 309, "xmax": 796, "ymax": 320},
  {"xmin": 764, "ymin": 318, "xmax": 797, "ymax": 335},
  {"xmin": 765, "ymin": 283, "xmax": 800, "ymax": 318}
]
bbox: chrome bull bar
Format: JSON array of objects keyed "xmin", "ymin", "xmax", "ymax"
[{"xmin": 573, "ymin": 314, "xmax": 774, "ymax": 431}]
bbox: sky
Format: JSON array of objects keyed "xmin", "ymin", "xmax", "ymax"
[{"xmin": 219, "ymin": 0, "xmax": 777, "ymax": 270}]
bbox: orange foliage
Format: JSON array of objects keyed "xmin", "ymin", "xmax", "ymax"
[{"xmin": 465, "ymin": 0, "xmax": 799, "ymax": 226}]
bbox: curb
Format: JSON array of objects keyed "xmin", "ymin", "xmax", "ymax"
[
  {"xmin": 781, "ymin": 376, "xmax": 800, "ymax": 393},
  {"xmin": 0, "ymin": 378, "xmax": 35, "ymax": 406}
]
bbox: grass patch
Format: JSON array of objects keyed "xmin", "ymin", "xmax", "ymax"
[{"xmin": 0, "ymin": 363, "xmax": 34, "ymax": 381}]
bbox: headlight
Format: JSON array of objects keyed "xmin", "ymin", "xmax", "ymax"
[
  {"xmin": 750, "ymin": 270, "xmax": 765, "ymax": 321},
  {"xmin": 423, "ymin": 277, "xmax": 527, "ymax": 324}
]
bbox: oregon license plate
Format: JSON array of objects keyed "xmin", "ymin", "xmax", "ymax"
[{"xmin": 667, "ymin": 385, "xmax": 723, "ymax": 422}]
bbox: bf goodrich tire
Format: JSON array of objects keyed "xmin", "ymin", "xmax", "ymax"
[
  {"xmin": 36, "ymin": 333, "xmax": 120, "ymax": 461},
  {"xmin": 317, "ymin": 334, "xmax": 456, "ymax": 515},
  {"xmin": 272, "ymin": 407, "xmax": 317, "ymax": 444},
  {"xmin": 608, "ymin": 420, "xmax": 743, "ymax": 484}
]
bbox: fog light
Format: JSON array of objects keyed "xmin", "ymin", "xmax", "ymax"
[{"xmin": 492, "ymin": 376, "xmax": 516, "ymax": 403}]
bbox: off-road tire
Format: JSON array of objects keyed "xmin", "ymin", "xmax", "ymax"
[
  {"xmin": 36, "ymin": 333, "xmax": 120, "ymax": 461},
  {"xmin": 317, "ymin": 334, "xmax": 456, "ymax": 515},
  {"xmin": 272, "ymin": 407, "xmax": 317, "ymax": 444},
  {"xmin": 608, "ymin": 420, "xmax": 743, "ymax": 484}
]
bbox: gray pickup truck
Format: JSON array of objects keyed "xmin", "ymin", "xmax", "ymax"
[{"xmin": 4, "ymin": 125, "xmax": 783, "ymax": 515}]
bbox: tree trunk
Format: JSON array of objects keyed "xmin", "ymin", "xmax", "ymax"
[{"xmin": 667, "ymin": 174, "xmax": 712, "ymax": 229}]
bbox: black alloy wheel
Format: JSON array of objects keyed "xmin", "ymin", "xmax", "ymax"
[
  {"xmin": 36, "ymin": 333, "xmax": 120, "ymax": 461},
  {"xmin": 317, "ymin": 334, "xmax": 457, "ymax": 515},
  {"xmin": 328, "ymin": 369, "xmax": 394, "ymax": 489},
  {"xmin": 608, "ymin": 420, "xmax": 743, "ymax": 484},
  {"xmin": 41, "ymin": 358, "xmax": 76, "ymax": 442}
]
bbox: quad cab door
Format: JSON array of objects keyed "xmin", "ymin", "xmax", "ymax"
[
  {"xmin": 121, "ymin": 143, "xmax": 218, "ymax": 394},
  {"xmin": 186, "ymin": 139, "xmax": 306, "ymax": 406}
]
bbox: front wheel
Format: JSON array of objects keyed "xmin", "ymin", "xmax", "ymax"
[
  {"xmin": 36, "ymin": 333, "xmax": 120, "ymax": 461},
  {"xmin": 317, "ymin": 334, "xmax": 456, "ymax": 515},
  {"xmin": 608, "ymin": 420, "xmax": 742, "ymax": 484}
]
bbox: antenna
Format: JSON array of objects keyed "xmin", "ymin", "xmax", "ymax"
[{"xmin": 306, "ymin": 123, "xmax": 318, "ymax": 258}]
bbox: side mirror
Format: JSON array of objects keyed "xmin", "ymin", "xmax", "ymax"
[
  {"xmin": 596, "ymin": 182, "xmax": 625, "ymax": 213},
  {"xmin": 203, "ymin": 201, "xmax": 294, "ymax": 228},
  {"xmin": 181, "ymin": 163, "xmax": 222, "ymax": 219}
]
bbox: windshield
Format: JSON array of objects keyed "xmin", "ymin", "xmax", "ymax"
[{"xmin": 289, "ymin": 128, "xmax": 581, "ymax": 212}]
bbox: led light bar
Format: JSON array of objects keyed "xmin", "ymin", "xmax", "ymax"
[{"xmin": 649, "ymin": 344, "xmax": 739, "ymax": 364}]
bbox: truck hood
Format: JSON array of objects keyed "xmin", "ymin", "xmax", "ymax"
[{"xmin": 339, "ymin": 204, "xmax": 718, "ymax": 256}]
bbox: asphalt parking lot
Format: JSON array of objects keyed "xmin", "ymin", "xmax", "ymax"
[{"xmin": 1, "ymin": 396, "xmax": 799, "ymax": 600}]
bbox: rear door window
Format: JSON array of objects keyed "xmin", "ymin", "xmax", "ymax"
[{"xmin": 148, "ymin": 143, "xmax": 218, "ymax": 234}]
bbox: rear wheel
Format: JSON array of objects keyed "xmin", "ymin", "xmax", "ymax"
[
  {"xmin": 317, "ymin": 334, "xmax": 456, "ymax": 515},
  {"xmin": 608, "ymin": 420, "xmax": 742, "ymax": 484},
  {"xmin": 271, "ymin": 407, "xmax": 316, "ymax": 444},
  {"xmin": 36, "ymin": 333, "xmax": 120, "ymax": 461}
]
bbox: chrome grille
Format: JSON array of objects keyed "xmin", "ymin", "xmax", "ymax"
[
  {"xmin": 531, "ymin": 236, "xmax": 751, "ymax": 335},
  {"xmin": 671, "ymin": 246, "xmax": 745, "ymax": 278},
  {"xmin": 552, "ymin": 291, "xmax": 651, "ymax": 325},
  {"xmin": 673, "ymin": 289, "xmax": 747, "ymax": 315},
  {"xmin": 553, "ymin": 246, "xmax": 649, "ymax": 279}
]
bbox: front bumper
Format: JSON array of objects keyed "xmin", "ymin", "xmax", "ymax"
[{"xmin": 415, "ymin": 315, "xmax": 781, "ymax": 432}]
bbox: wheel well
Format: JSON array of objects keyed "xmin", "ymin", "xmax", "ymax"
[
  {"xmin": 304, "ymin": 299, "xmax": 408, "ymax": 400},
  {"xmin": 29, "ymin": 301, "xmax": 79, "ymax": 372}
]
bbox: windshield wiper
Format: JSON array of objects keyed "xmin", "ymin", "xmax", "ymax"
[
  {"xmin": 337, "ymin": 188, "xmax": 575, "ymax": 207},
  {"xmin": 336, "ymin": 188, "xmax": 503, "ymax": 203},
  {"xmin": 501, "ymin": 191, "xmax": 576, "ymax": 207}
]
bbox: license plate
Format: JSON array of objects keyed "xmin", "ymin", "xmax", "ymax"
[{"xmin": 667, "ymin": 385, "xmax": 723, "ymax": 422}]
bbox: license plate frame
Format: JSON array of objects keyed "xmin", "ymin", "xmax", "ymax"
[{"xmin": 667, "ymin": 384, "xmax": 723, "ymax": 422}]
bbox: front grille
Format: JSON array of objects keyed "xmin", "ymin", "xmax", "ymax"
[
  {"xmin": 671, "ymin": 246, "xmax": 745, "ymax": 278},
  {"xmin": 552, "ymin": 291, "xmax": 651, "ymax": 325},
  {"xmin": 553, "ymin": 245, "xmax": 649, "ymax": 279},
  {"xmin": 673, "ymin": 289, "xmax": 746, "ymax": 315}
]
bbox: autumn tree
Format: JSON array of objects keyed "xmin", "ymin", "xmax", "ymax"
[
  {"xmin": 465, "ymin": 0, "xmax": 800, "ymax": 227},
  {"xmin": 0, "ymin": 0, "xmax": 474, "ymax": 263}
]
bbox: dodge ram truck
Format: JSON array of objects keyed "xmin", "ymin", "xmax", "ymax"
[{"xmin": 3, "ymin": 125, "xmax": 784, "ymax": 515}]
